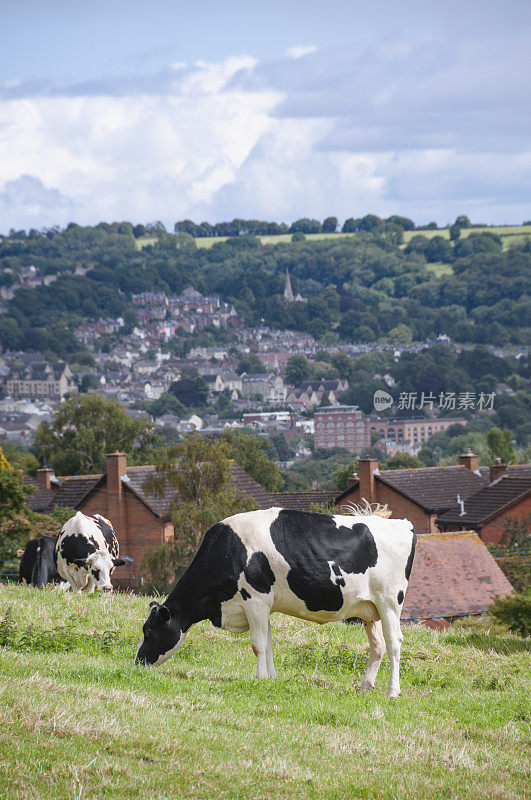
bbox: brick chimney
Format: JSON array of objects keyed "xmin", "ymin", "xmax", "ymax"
[
  {"xmin": 36, "ymin": 467, "xmax": 55, "ymax": 491},
  {"xmin": 358, "ymin": 458, "xmax": 378, "ymax": 503},
  {"xmin": 106, "ymin": 452, "xmax": 128, "ymax": 547},
  {"xmin": 459, "ymin": 450, "xmax": 479, "ymax": 473},
  {"xmin": 490, "ymin": 458, "xmax": 508, "ymax": 483}
]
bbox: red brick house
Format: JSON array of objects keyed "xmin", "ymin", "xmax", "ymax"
[
  {"xmin": 28, "ymin": 453, "xmax": 277, "ymax": 569},
  {"xmin": 437, "ymin": 474, "xmax": 531, "ymax": 544},
  {"xmin": 335, "ymin": 452, "xmax": 489, "ymax": 533}
]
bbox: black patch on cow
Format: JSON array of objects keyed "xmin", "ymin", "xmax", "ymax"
[
  {"xmin": 240, "ymin": 587, "xmax": 251, "ymax": 601},
  {"xmin": 269, "ymin": 510, "xmax": 378, "ymax": 612},
  {"xmin": 244, "ymin": 551, "xmax": 276, "ymax": 594},
  {"xmin": 169, "ymin": 522, "xmax": 248, "ymax": 629},
  {"xmin": 331, "ymin": 563, "xmax": 345, "ymax": 586},
  {"xmin": 91, "ymin": 516, "xmax": 118, "ymax": 557},
  {"xmin": 92, "ymin": 569, "xmax": 101, "ymax": 582},
  {"xmin": 397, "ymin": 590, "xmax": 404, "ymax": 605},
  {"xmin": 58, "ymin": 533, "xmax": 99, "ymax": 564},
  {"xmin": 405, "ymin": 534, "xmax": 417, "ymax": 581}
]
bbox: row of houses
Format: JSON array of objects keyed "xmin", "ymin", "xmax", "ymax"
[
  {"xmin": 26, "ymin": 451, "xmax": 528, "ymax": 622},
  {"xmin": 1, "ymin": 355, "xmax": 77, "ymax": 400}
]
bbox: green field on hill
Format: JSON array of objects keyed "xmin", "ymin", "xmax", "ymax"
[
  {"xmin": 0, "ymin": 583, "xmax": 528, "ymax": 800},
  {"xmin": 135, "ymin": 224, "xmax": 531, "ymax": 252}
]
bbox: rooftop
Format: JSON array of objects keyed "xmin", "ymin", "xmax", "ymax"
[
  {"xmin": 402, "ymin": 531, "xmax": 513, "ymax": 620},
  {"xmin": 438, "ymin": 476, "xmax": 531, "ymax": 527}
]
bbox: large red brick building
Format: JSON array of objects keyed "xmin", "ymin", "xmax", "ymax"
[
  {"xmin": 335, "ymin": 451, "xmax": 489, "ymax": 533},
  {"xmin": 314, "ymin": 405, "xmax": 370, "ymax": 452}
]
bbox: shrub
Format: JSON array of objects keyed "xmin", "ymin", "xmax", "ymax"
[{"xmin": 489, "ymin": 589, "xmax": 531, "ymax": 637}]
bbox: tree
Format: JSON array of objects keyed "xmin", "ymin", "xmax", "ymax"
[
  {"xmin": 455, "ymin": 215, "xmax": 471, "ymax": 228},
  {"xmin": 141, "ymin": 435, "xmax": 257, "ymax": 588},
  {"xmin": 80, "ymin": 373, "xmax": 99, "ymax": 393},
  {"xmin": 34, "ymin": 395, "xmax": 156, "ymax": 475},
  {"xmin": 311, "ymin": 361, "xmax": 339, "ymax": 380},
  {"xmin": 386, "ymin": 215, "xmax": 415, "ymax": 231},
  {"xmin": 221, "ymin": 429, "xmax": 283, "ymax": 492},
  {"xmin": 0, "ymin": 467, "xmax": 34, "ymax": 571},
  {"xmin": 236, "ymin": 353, "xmax": 266, "ymax": 375},
  {"xmin": 0, "ymin": 317, "xmax": 21, "ymax": 350},
  {"xmin": 387, "ymin": 324, "xmax": 413, "ymax": 344},
  {"xmin": 489, "ymin": 589, "xmax": 530, "ymax": 638},
  {"xmin": 382, "ymin": 454, "xmax": 423, "ymax": 470},
  {"xmin": 449, "ymin": 223, "xmax": 461, "ymax": 241},
  {"xmin": 169, "ymin": 369, "xmax": 209, "ymax": 408},
  {"xmin": 322, "ymin": 217, "xmax": 338, "ymax": 233},
  {"xmin": 285, "ymin": 355, "xmax": 310, "ymax": 386},
  {"xmin": 486, "ymin": 428, "xmax": 516, "ymax": 465}
]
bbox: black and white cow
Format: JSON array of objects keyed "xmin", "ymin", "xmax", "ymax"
[
  {"xmin": 54, "ymin": 511, "xmax": 128, "ymax": 593},
  {"xmin": 19, "ymin": 535, "xmax": 61, "ymax": 588},
  {"xmin": 135, "ymin": 508, "xmax": 416, "ymax": 697}
]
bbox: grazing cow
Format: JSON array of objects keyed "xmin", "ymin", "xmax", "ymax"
[
  {"xmin": 135, "ymin": 507, "xmax": 416, "ymax": 697},
  {"xmin": 19, "ymin": 535, "xmax": 61, "ymax": 588},
  {"xmin": 54, "ymin": 511, "xmax": 129, "ymax": 593}
]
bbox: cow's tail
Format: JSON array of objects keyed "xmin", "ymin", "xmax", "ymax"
[{"xmin": 31, "ymin": 543, "xmax": 46, "ymax": 589}]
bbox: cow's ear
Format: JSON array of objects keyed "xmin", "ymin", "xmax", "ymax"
[
  {"xmin": 149, "ymin": 601, "xmax": 159, "ymax": 610},
  {"xmin": 158, "ymin": 605, "xmax": 171, "ymax": 624},
  {"xmin": 112, "ymin": 558, "xmax": 126, "ymax": 567},
  {"xmin": 73, "ymin": 558, "xmax": 87, "ymax": 568}
]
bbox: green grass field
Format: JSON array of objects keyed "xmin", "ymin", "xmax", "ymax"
[
  {"xmin": 135, "ymin": 224, "xmax": 531, "ymax": 252},
  {"xmin": 0, "ymin": 584, "xmax": 528, "ymax": 800}
]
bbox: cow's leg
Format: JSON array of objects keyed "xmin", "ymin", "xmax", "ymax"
[
  {"xmin": 245, "ymin": 605, "xmax": 271, "ymax": 679},
  {"xmin": 360, "ymin": 619, "xmax": 385, "ymax": 691},
  {"xmin": 379, "ymin": 609, "xmax": 403, "ymax": 698},
  {"xmin": 265, "ymin": 620, "xmax": 276, "ymax": 678}
]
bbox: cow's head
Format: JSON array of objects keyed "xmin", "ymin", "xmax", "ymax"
[
  {"xmin": 72, "ymin": 550, "xmax": 126, "ymax": 592},
  {"xmin": 135, "ymin": 601, "xmax": 185, "ymax": 666}
]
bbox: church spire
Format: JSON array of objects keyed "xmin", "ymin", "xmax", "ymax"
[{"xmin": 284, "ymin": 268, "xmax": 294, "ymax": 301}]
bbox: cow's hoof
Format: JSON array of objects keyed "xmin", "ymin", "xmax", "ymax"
[
  {"xmin": 360, "ymin": 681, "xmax": 375, "ymax": 692},
  {"xmin": 386, "ymin": 688, "xmax": 401, "ymax": 698}
]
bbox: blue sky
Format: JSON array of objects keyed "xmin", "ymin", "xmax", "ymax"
[{"xmin": 1, "ymin": 0, "xmax": 530, "ymax": 230}]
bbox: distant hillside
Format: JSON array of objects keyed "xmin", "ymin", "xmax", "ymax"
[
  {"xmin": 161, "ymin": 223, "xmax": 531, "ymax": 251},
  {"xmin": 0, "ymin": 220, "xmax": 529, "ymax": 363}
]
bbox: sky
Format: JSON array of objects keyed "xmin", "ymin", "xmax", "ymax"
[{"xmin": 1, "ymin": 0, "xmax": 530, "ymax": 231}]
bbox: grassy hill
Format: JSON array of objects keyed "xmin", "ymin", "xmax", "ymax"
[
  {"xmin": 134, "ymin": 223, "xmax": 531, "ymax": 251},
  {"xmin": 0, "ymin": 583, "xmax": 528, "ymax": 800}
]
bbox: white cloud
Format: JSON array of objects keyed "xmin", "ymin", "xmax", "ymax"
[
  {"xmin": 1, "ymin": 34, "xmax": 530, "ymax": 231},
  {"xmin": 285, "ymin": 45, "xmax": 318, "ymax": 59}
]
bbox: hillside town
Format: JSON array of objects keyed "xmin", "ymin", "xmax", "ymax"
[{"xmin": 0, "ymin": 283, "xmax": 479, "ymax": 452}]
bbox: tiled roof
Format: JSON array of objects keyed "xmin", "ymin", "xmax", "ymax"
[
  {"xmin": 120, "ymin": 461, "xmax": 274, "ymax": 517},
  {"xmin": 228, "ymin": 462, "xmax": 272, "ymax": 509},
  {"xmin": 477, "ymin": 464, "xmax": 531, "ymax": 482},
  {"xmin": 54, "ymin": 475, "xmax": 102, "ymax": 508},
  {"xmin": 377, "ymin": 466, "xmax": 488, "ymax": 513},
  {"xmin": 270, "ymin": 491, "xmax": 339, "ymax": 511},
  {"xmin": 120, "ymin": 465, "xmax": 178, "ymax": 517},
  {"xmin": 24, "ymin": 475, "xmax": 101, "ymax": 514},
  {"xmin": 437, "ymin": 477, "xmax": 531, "ymax": 528},
  {"xmin": 25, "ymin": 474, "xmax": 101, "ymax": 513},
  {"xmin": 402, "ymin": 531, "xmax": 513, "ymax": 620},
  {"xmin": 24, "ymin": 476, "xmax": 55, "ymax": 513}
]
